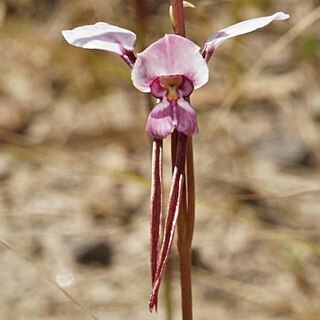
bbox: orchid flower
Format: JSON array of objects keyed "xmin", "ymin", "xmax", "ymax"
[{"xmin": 62, "ymin": 11, "xmax": 289, "ymax": 311}]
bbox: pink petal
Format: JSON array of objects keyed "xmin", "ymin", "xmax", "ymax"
[
  {"xmin": 62, "ymin": 22, "xmax": 136, "ymax": 56},
  {"xmin": 132, "ymin": 34, "xmax": 209, "ymax": 93},
  {"xmin": 176, "ymin": 99, "xmax": 199, "ymax": 136},
  {"xmin": 145, "ymin": 99, "xmax": 175, "ymax": 139},
  {"xmin": 203, "ymin": 12, "xmax": 290, "ymax": 62}
]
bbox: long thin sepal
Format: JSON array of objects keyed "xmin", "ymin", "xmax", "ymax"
[
  {"xmin": 150, "ymin": 139, "xmax": 163, "ymax": 287},
  {"xmin": 62, "ymin": 22, "xmax": 137, "ymax": 67},
  {"xmin": 149, "ymin": 133, "xmax": 187, "ymax": 311},
  {"xmin": 202, "ymin": 12, "xmax": 290, "ymax": 63}
]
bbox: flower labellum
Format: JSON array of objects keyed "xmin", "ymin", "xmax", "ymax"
[{"xmin": 62, "ymin": 11, "xmax": 289, "ymax": 311}]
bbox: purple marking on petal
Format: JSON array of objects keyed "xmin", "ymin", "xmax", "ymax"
[
  {"xmin": 145, "ymin": 99, "xmax": 175, "ymax": 139},
  {"xmin": 132, "ymin": 34, "xmax": 209, "ymax": 93},
  {"xmin": 150, "ymin": 78, "xmax": 167, "ymax": 99},
  {"xmin": 203, "ymin": 12, "xmax": 290, "ymax": 63},
  {"xmin": 121, "ymin": 49, "xmax": 137, "ymax": 67},
  {"xmin": 176, "ymin": 98, "xmax": 199, "ymax": 136},
  {"xmin": 178, "ymin": 76, "xmax": 194, "ymax": 97}
]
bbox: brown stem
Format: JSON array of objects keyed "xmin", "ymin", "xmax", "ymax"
[
  {"xmin": 134, "ymin": 0, "xmax": 148, "ymax": 51},
  {"xmin": 134, "ymin": 0, "xmax": 154, "ymax": 114},
  {"xmin": 177, "ymin": 136, "xmax": 195, "ymax": 320},
  {"xmin": 170, "ymin": 2, "xmax": 195, "ymax": 320},
  {"xmin": 163, "ymin": 263, "xmax": 173, "ymax": 320},
  {"xmin": 136, "ymin": 2, "xmax": 174, "ymax": 317},
  {"xmin": 171, "ymin": 0, "xmax": 186, "ymax": 36},
  {"xmin": 186, "ymin": 136, "xmax": 195, "ymax": 245}
]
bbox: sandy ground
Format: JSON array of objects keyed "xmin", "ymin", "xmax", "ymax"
[{"xmin": 1, "ymin": 0, "xmax": 320, "ymax": 319}]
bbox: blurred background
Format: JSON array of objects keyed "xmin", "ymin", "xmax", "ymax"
[{"xmin": 0, "ymin": 0, "xmax": 320, "ymax": 319}]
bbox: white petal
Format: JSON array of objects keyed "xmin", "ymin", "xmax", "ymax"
[
  {"xmin": 204, "ymin": 12, "xmax": 290, "ymax": 62},
  {"xmin": 132, "ymin": 34, "xmax": 209, "ymax": 93},
  {"xmin": 62, "ymin": 22, "xmax": 136, "ymax": 55}
]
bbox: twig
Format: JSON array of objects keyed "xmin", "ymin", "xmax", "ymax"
[{"xmin": 0, "ymin": 238, "xmax": 100, "ymax": 320}]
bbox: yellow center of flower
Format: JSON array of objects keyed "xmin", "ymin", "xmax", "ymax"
[{"xmin": 159, "ymin": 75, "xmax": 183, "ymax": 101}]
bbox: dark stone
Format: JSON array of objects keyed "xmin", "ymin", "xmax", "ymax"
[
  {"xmin": 191, "ymin": 248, "xmax": 211, "ymax": 271},
  {"xmin": 30, "ymin": 237, "xmax": 44, "ymax": 258},
  {"xmin": 74, "ymin": 239, "xmax": 113, "ymax": 267}
]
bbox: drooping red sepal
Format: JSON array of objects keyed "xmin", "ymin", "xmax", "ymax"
[
  {"xmin": 150, "ymin": 140, "xmax": 163, "ymax": 289},
  {"xmin": 149, "ymin": 133, "xmax": 187, "ymax": 312}
]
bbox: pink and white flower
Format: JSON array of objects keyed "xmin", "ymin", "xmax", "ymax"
[
  {"xmin": 62, "ymin": 11, "xmax": 289, "ymax": 312},
  {"xmin": 62, "ymin": 12, "xmax": 289, "ymax": 140}
]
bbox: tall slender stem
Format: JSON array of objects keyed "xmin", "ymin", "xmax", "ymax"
[
  {"xmin": 163, "ymin": 261, "xmax": 173, "ymax": 320},
  {"xmin": 134, "ymin": 0, "xmax": 148, "ymax": 51},
  {"xmin": 186, "ymin": 136, "xmax": 195, "ymax": 245},
  {"xmin": 171, "ymin": 0, "xmax": 186, "ymax": 36},
  {"xmin": 134, "ymin": 0, "xmax": 154, "ymax": 115},
  {"xmin": 136, "ymin": 2, "xmax": 174, "ymax": 316},
  {"xmin": 177, "ymin": 136, "xmax": 195, "ymax": 320},
  {"xmin": 170, "ymin": 1, "xmax": 195, "ymax": 320}
]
